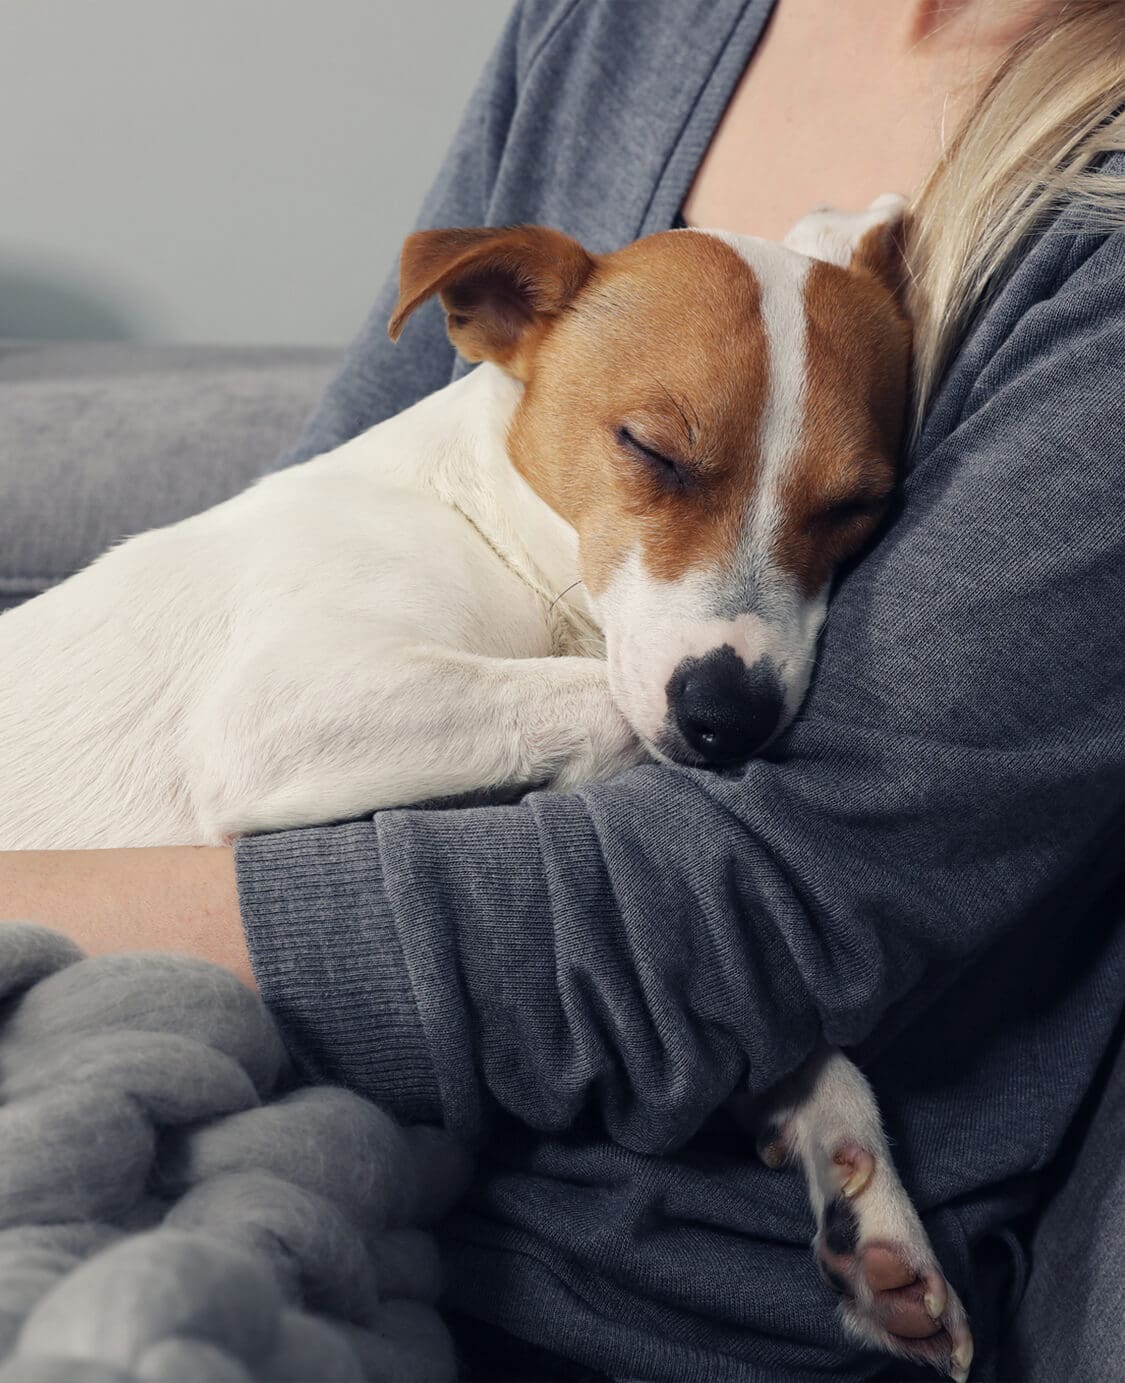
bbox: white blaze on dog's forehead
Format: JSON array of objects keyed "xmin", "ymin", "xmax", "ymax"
[{"xmin": 695, "ymin": 229, "xmax": 810, "ymax": 587}]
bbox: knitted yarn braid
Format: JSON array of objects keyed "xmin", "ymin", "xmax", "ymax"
[{"xmin": 0, "ymin": 922, "xmax": 473, "ymax": 1381}]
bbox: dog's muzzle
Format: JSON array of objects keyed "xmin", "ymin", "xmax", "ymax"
[{"xmin": 664, "ymin": 645, "xmax": 784, "ymax": 767}]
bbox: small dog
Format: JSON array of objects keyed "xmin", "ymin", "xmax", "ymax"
[{"xmin": 0, "ymin": 198, "xmax": 970, "ymax": 1376}]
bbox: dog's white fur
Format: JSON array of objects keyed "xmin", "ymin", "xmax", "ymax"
[
  {"xmin": 0, "ymin": 203, "xmax": 916, "ymax": 851},
  {"xmin": 0, "ymin": 362, "xmax": 639, "ymax": 849}
]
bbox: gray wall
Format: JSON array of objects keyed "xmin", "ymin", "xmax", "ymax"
[{"xmin": 0, "ymin": 1, "xmax": 512, "ymax": 346}]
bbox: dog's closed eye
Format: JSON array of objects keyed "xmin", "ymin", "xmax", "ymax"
[{"xmin": 615, "ymin": 425, "xmax": 690, "ymax": 489}]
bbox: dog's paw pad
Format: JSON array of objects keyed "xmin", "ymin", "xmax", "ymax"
[
  {"xmin": 822, "ymin": 1236, "xmax": 972, "ymax": 1376},
  {"xmin": 814, "ymin": 1153, "xmax": 973, "ymax": 1379}
]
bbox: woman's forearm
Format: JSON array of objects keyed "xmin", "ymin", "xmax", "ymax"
[{"xmin": 0, "ymin": 846, "xmax": 254, "ymax": 990}]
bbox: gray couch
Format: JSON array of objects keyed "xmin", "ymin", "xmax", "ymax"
[
  {"xmin": 0, "ymin": 339, "xmax": 338, "ymax": 612},
  {"xmin": 2, "ymin": 338, "xmax": 1121, "ymax": 1382}
]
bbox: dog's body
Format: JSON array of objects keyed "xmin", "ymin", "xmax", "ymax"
[
  {"xmin": 0, "ymin": 205, "xmax": 970, "ymax": 1377},
  {"xmin": 0, "ymin": 363, "xmax": 632, "ymax": 848}
]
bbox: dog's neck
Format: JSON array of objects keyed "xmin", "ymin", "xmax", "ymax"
[{"xmin": 424, "ymin": 364, "xmax": 603, "ymax": 656}]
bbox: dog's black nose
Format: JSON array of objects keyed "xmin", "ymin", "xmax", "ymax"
[{"xmin": 667, "ymin": 647, "xmax": 783, "ymax": 767}]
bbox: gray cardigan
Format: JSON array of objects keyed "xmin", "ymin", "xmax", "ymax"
[{"xmin": 233, "ymin": 1, "xmax": 1125, "ymax": 1377}]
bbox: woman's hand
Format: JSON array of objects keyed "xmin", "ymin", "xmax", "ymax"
[{"xmin": 0, "ymin": 846, "xmax": 254, "ymax": 990}]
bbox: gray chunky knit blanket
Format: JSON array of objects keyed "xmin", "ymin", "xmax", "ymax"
[{"xmin": 0, "ymin": 923, "xmax": 473, "ymax": 1381}]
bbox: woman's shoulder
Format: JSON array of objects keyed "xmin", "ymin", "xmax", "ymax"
[
  {"xmin": 488, "ymin": 0, "xmax": 761, "ymax": 249},
  {"xmin": 509, "ymin": 0, "xmax": 746, "ymax": 75},
  {"xmin": 918, "ymin": 182, "xmax": 1125, "ymax": 458}
]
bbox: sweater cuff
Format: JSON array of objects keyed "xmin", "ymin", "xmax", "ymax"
[{"xmin": 234, "ymin": 821, "xmax": 441, "ymax": 1123}]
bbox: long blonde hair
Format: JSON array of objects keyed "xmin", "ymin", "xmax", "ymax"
[{"xmin": 907, "ymin": 1, "xmax": 1125, "ymax": 435}]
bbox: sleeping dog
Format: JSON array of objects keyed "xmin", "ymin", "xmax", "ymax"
[{"xmin": 0, "ymin": 198, "xmax": 970, "ymax": 1378}]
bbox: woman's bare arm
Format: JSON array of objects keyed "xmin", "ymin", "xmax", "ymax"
[{"xmin": 0, "ymin": 847, "xmax": 254, "ymax": 989}]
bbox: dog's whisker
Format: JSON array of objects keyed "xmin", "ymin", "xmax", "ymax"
[{"xmin": 548, "ymin": 579, "xmax": 584, "ymax": 616}]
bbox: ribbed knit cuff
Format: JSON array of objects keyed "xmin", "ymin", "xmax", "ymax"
[{"xmin": 234, "ymin": 821, "xmax": 441, "ymax": 1123}]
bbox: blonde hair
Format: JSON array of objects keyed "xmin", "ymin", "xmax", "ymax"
[{"xmin": 907, "ymin": 1, "xmax": 1125, "ymax": 436}]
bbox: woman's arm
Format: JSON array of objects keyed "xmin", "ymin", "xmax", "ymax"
[
  {"xmin": 0, "ymin": 847, "xmax": 251, "ymax": 988},
  {"xmin": 235, "ymin": 225, "xmax": 1125, "ymax": 1148},
  {"xmin": 9, "ymin": 234, "xmax": 1124, "ymax": 1153},
  {"xmin": 12, "ymin": 231, "xmax": 1124, "ymax": 1155}
]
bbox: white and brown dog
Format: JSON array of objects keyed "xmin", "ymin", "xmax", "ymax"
[{"xmin": 0, "ymin": 198, "xmax": 971, "ymax": 1378}]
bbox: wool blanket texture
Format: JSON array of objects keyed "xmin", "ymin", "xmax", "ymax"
[{"xmin": 0, "ymin": 922, "xmax": 474, "ymax": 1381}]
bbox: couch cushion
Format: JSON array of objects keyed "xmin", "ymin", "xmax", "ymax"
[{"xmin": 0, "ymin": 340, "xmax": 339, "ymax": 610}]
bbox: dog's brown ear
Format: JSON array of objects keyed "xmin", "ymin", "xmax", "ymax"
[
  {"xmin": 388, "ymin": 224, "xmax": 595, "ymax": 378},
  {"xmin": 851, "ymin": 208, "xmax": 912, "ymax": 311},
  {"xmin": 784, "ymin": 194, "xmax": 911, "ymax": 310}
]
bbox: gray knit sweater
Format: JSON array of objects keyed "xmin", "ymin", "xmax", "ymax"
[{"xmin": 235, "ymin": 1, "xmax": 1125, "ymax": 1377}]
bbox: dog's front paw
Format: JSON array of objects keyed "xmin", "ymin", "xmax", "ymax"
[
  {"xmin": 523, "ymin": 661, "xmax": 649, "ymax": 792},
  {"xmin": 545, "ymin": 706, "xmax": 647, "ymax": 791},
  {"xmin": 808, "ymin": 1144, "xmax": 973, "ymax": 1381}
]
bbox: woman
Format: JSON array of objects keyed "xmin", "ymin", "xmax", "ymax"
[{"xmin": 4, "ymin": 0, "xmax": 1125, "ymax": 1377}]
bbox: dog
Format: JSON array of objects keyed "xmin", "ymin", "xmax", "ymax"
[{"xmin": 0, "ymin": 198, "xmax": 970, "ymax": 1377}]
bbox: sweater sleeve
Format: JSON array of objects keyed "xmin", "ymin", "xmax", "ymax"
[{"xmin": 239, "ymin": 230, "xmax": 1125, "ymax": 1152}]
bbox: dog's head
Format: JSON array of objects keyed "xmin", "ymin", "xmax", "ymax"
[{"xmin": 390, "ymin": 198, "xmax": 911, "ymax": 769}]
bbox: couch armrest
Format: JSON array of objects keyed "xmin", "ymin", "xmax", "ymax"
[{"xmin": 0, "ymin": 340, "xmax": 339, "ymax": 610}]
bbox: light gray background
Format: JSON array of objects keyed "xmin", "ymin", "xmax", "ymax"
[{"xmin": 1, "ymin": 1, "xmax": 512, "ymax": 346}]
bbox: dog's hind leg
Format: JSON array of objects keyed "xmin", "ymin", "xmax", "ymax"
[{"xmin": 731, "ymin": 1047, "xmax": 973, "ymax": 1381}]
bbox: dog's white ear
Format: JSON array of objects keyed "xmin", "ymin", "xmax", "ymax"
[
  {"xmin": 388, "ymin": 224, "xmax": 595, "ymax": 378},
  {"xmin": 784, "ymin": 193, "xmax": 910, "ymax": 302}
]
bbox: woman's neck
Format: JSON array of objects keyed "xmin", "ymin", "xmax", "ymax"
[{"xmin": 681, "ymin": 0, "xmax": 1048, "ymax": 242}]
